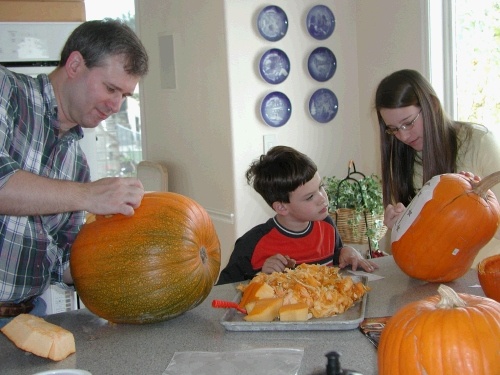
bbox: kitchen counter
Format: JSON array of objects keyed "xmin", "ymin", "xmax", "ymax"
[{"xmin": 0, "ymin": 256, "xmax": 485, "ymax": 375}]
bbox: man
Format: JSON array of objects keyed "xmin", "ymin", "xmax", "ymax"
[{"xmin": 0, "ymin": 19, "xmax": 149, "ymax": 320}]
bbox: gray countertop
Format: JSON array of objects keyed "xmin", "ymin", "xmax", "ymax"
[{"xmin": 0, "ymin": 256, "xmax": 484, "ymax": 375}]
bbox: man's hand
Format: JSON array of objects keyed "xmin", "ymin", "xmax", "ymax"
[
  {"xmin": 85, "ymin": 177, "xmax": 145, "ymax": 216},
  {"xmin": 0, "ymin": 171, "xmax": 145, "ymax": 217}
]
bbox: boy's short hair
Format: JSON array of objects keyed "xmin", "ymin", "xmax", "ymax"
[{"xmin": 246, "ymin": 146, "xmax": 318, "ymax": 206}]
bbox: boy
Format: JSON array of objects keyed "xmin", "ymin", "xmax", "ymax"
[{"xmin": 216, "ymin": 146, "xmax": 378, "ymax": 285}]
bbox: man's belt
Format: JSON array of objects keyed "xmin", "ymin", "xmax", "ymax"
[{"xmin": 0, "ymin": 297, "xmax": 35, "ymax": 317}]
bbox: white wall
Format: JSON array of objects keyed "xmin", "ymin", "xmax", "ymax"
[
  {"xmin": 225, "ymin": 1, "xmax": 363, "ymax": 256},
  {"xmin": 356, "ymin": 1, "xmax": 428, "ymax": 251},
  {"xmin": 136, "ymin": 0, "xmax": 236, "ymax": 267},
  {"xmin": 136, "ymin": 0, "xmax": 429, "ymax": 267},
  {"xmin": 356, "ymin": 1, "xmax": 428, "ymax": 171}
]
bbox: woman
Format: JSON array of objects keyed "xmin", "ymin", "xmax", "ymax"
[{"xmin": 375, "ymin": 69, "xmax": 500, "ymax": 265}]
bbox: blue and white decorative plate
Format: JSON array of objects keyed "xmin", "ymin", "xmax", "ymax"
[
  {"xmin": 259, "ymin": 48, "xmax": 290, "ymax": 84},
  {"xmin": 308, "ymin": 47, "xmax": 336, "ymax": 82},
  {"xmin": 309, "ymin": 88, "xmax": 338, "ymax": 123},
  {"xmin": 257, "ymin": 5, "xmax": 288, "ymax": 42},
  {"xmin": 260, "ymin": 91, "xmax": 292, "ymax": 127},
  {"xmin": 306, "ymin": 5, "xmax": 335, "ymax": 40}
]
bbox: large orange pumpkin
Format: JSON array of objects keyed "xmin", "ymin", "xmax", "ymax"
[
  {"xmin": 391, "ymin": 172, "xmax": 500, "ymax": 282},
  {"xmin": 70, "ymin": 192, "xmax": 221, "ymax": 324},
  {"xmin": 378, "ymin": 285, "xmax": 500, "ymax": 375}
]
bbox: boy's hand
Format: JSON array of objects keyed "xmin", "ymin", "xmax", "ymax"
[
  {"xmin": 338, "ymin": 246, "xmax": 379, "ymax": 272},
  {"xmin": 262, "ymin": 254, "xmax": 296, "ymax": 274}
]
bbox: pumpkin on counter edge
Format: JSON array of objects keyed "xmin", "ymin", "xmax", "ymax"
[
  {"xmin": 378, "ymin": 284, "xmax": 500, "ymax": 375},
  {"xmin": 70, "ymin": 192, "xmax": 221, "ymax": 324}
]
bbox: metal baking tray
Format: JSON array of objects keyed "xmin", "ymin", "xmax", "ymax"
[{"xmin": 220, "ymin": 276, "xmax": 368, "ymax": 331}]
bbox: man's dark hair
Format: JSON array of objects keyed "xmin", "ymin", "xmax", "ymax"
[{"xmin": 59, "ymin": 18, "xmax": 149, "ymax": 76}]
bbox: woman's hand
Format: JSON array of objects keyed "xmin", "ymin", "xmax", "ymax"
[
  {"xmin": 459, "ymin": 171, "xmax": 500, "ymax": 238},
  {"xmin": 459, "ymin": 170, "xmax": 481, "ymax": 183},
  {"xmin": 262, "ymin": 254, "xmax": 296, "ymax": 274},
  {"xmin": 384, "ymin": 202, "xmax": 406, "ymax": 229},
  {"xmin": 338, "ymin": 246, "xmax": 379, "ymax": 272}
]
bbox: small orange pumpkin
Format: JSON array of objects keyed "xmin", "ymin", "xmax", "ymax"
[
  {"xmin": 70, "ymin": 192, "xmax": 221, "ymax": 324},
  {"xmin": 391, "ymin": 172, "xmax": 500, "ymax": 282},
  {"xmin": 378, "ymin": 285, "xmax": 500, "ymax": 375},
  {"xmin": 478, "ymin": 254, "xmax": 500, "ymax": 302}
]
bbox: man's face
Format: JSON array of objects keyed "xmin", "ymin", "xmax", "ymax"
[{"xmin": 61, "ymin": 53, "xmax": 140, "ymax": 130}]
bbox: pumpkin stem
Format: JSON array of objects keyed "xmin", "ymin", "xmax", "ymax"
[
  {"xmin": 472, "ymin": 171, "xmax": 500, "ymax": 198},
  {"xmin": 200, "ymin": 247, "xmax": 208, "ymax": 265},
  {"xmin": 436, "ymin": 284, "xmax": 467, "ymax": 309}
]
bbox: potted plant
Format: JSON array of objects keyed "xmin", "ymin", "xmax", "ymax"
[{"xmin": 323, "ymin": 162, "xmax": 387, "ymax": 256}]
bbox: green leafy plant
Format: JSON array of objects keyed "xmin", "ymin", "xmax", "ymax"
[{"xmin": 323, "ymin": 173, "xmax": 385, "ymax": 250}]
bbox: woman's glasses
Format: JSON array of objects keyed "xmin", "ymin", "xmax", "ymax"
[{"xmin": 385, "ymin": 109, "xmax": 422, "ymax": 135}]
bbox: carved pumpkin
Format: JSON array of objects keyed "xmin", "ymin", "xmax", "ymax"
[
  {"xmin": 477, "ymin": 254, "xmax": 500, "ymax": 302},
  {"xmin": 378, "ymin": 285, "xmax": 500, "ymax": 375},
  {"xmin": 391, "ymin": 172, "xmax": 500, "ymax": 282},
  {"xmin": 70, "ymin": 192, "xmax": 221, "ymax": 324}
]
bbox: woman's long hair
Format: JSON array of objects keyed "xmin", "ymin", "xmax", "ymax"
[{"xmin": 374, "ymin": 69, "xmax": 465, "ymax": 206}]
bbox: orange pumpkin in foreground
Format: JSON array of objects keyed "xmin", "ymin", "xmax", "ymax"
[
  {"xmin": 70, "ymin": 192, "xmax": 221, "ymax": 324},
  {"xmin": 391, "ymin": 172, "xmax": 500, "ymax": 282},
  {"xmin": 378, "ymin": 285, "xmax": 500, "ymax": 375},
  {"xmin": 478, "ymin": 254, "xmax": 500, "ymax": 302}
]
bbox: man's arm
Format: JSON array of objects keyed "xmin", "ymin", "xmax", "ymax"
[{"xmin": 0, "ymin": 170, "xmax": 145, "ymax": 216}]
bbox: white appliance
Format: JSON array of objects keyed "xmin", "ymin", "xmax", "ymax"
[
  {"xmin": 0, "ymin": 22, "xmax": 99, "ymax": 179},
  {"xmin": 0, "ymin": 22, "xmax": 94, "ymax": 314}
]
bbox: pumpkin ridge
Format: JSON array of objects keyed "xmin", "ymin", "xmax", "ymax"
[
  {"xmin": 468, "ymin": 308, "xmax": 498, "ymax": 371},
  {"xmin": 452, "ymin": 301, "xmax": 498, "ymax": 372},
  {"xmin": 414, "ymin": 306, "xmax": 440, "ymax": 373}
]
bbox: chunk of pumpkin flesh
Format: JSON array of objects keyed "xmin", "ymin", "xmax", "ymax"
[
  {"xmin": 238, "ymin": 281, "xmax": 275, "ymax": 309},
  {"xmin": 243, "ymin": 298, "xmax": 283, "ymax": 322},
  {"xmin": 70, "ymin": 192, "xmax": 221, "ymax": 324},
  {"xmin": 279, "ymin": 302, "xmax": 310, "ymax": 321}
]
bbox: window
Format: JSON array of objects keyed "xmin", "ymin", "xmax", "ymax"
[
  {"xmin": 431, "ymin": 0, "xmax": 500, "ymax": 126},
  {"xmin": 453, "ymin": 0, "xmax": 500, "ymax": 126},
  {"xmin": 85, "ymin": 0, "xmax": 142, "ymax": 179}
]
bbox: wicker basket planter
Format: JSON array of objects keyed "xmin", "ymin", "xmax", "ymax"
[
  {"xmin": 324, "ymin": 161, "xmax": 387, "ymax": 255},
  {"xmin": 331, "ymin": 209, "xmax": 387, "ymax": 245}
]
